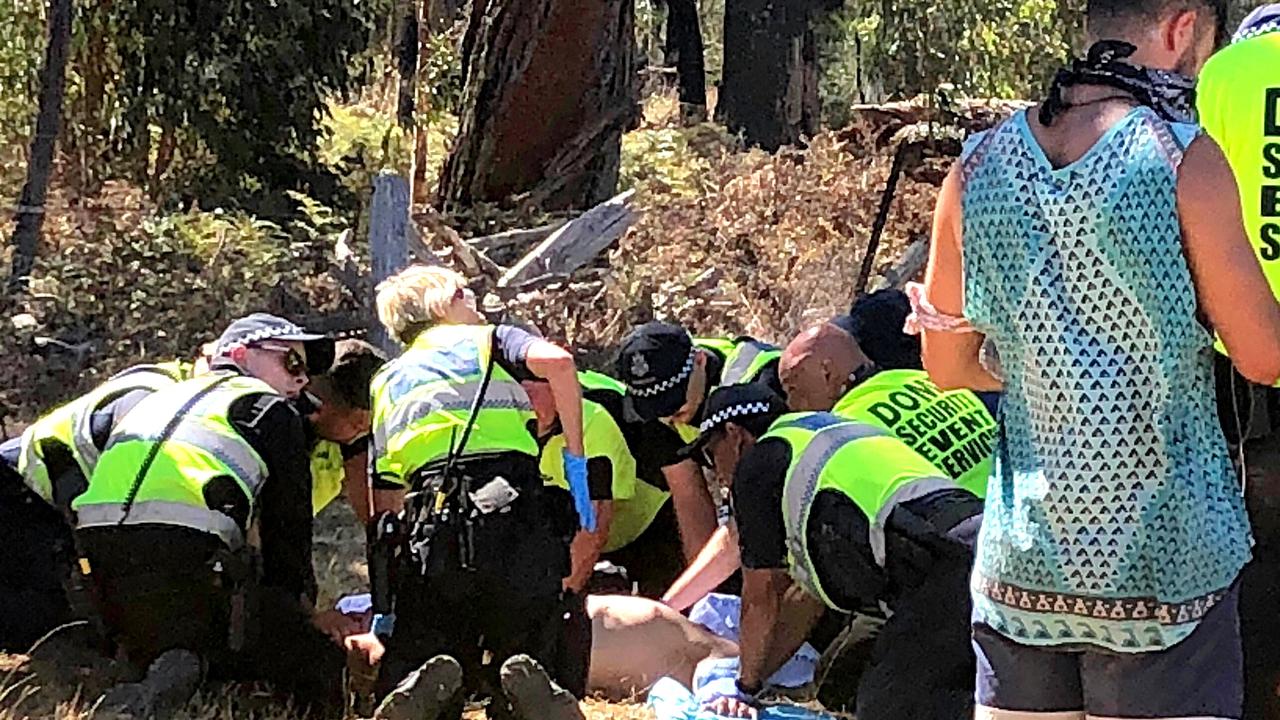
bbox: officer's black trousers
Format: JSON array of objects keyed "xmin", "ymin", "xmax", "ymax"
[
  {"xmin": 77, "ymin": 525, "xmax": 347, "ymax": 715},
  {"xmin": 375, "ymin": 455, "xmax": 590, "ymax": 713},
  {"xmin": 0, "ymin": 477, "xmax": 75, "ymax": 651}
]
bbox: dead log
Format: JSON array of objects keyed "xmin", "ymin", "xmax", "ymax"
[
  {"xmin": 412, "ymin": 208, "xmax": 505, "ymax": 277},
  {"xmin": 468, "ymin": 222, "xmax": 562, "ymax": 256},
  {"xmin": 870, "ymin": 237, "xmax": 929, "ymax": 292},
  {"xmin": 498, "ymin": 190, "xmax": 635, "ymax": 288}
]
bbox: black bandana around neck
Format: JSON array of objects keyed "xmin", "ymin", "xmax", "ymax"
[{"xmin": 1039, "ymin": 40, "xmax": 1197, "ymax": 127}]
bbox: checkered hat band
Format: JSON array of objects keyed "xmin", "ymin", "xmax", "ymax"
[
  {"xmin": 700, "ymin": 401, "xmax": 774, "ymax": 434},
  {"xmin": 1236, "ymin": 18, "xmax": 1280, "ymax": 42},
  {"xmin": 628, "ymin": 350, "xmax": 695, "ymax": 398},
  {"xmin": 216, "ymin": 324, "xmax": 306, "ymax": 356}
]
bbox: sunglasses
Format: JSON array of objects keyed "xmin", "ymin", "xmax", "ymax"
[{"xmin": 255, "ymin": 342, "xmax": 308, "ymax": 377}]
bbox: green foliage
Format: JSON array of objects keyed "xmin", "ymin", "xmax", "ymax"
[
  {"xmin": 818, "ymin": 0, "xmax": 1080, "ymax": 110},
  {"xmin": 420, "ymin": 20, "xmax": 465, "ymax": 123},
  {"xmin": 66, "ymin": 0, "xmax": 390, "ymax": 212},
  {"xmin": 0, "ymin": 2, "xmax": 41, "ymax": 151}
]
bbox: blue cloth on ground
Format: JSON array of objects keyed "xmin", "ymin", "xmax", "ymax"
[
  {"xmin": 688, "ymin": 593, "xmax": 819, "ymax": 688},
  {"xmin": 648, "ymin": 677, "xmax": 837, "ymax": 720}
]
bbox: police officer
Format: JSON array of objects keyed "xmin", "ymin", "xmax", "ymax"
[
  {"xmin": 779, "ymin": 322, "xmax": 995, "ymax": 495},
  {"xmin": 686, "ymin": 385, "xmax": 981, "ymax": 720},
  {"xmin": 527, "ymin": 370, "xmax": 699, "ymax": 597},
  {"xmin": 0, "ymin": 358, "xmax": 197, "ymax": 650},
  {"xmin": 73, "ymin": 313, "xmax": 345, "ymax": 717},
  {"xmin": 616, "ymin": 322, "xmax": 783, "ymax": 601},
  {"xmin": 353, "ymin": 265, "xmax": 591, "ymax": 720}
]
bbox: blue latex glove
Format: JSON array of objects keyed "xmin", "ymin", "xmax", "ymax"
[{"xmin": 562, "ymin": 449, "xmax": 596, "ymax": 532}]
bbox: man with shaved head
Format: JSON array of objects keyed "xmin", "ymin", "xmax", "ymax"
[{"xmin": 780, "ymin": 322, "xmax": 995, "ymax": 496}]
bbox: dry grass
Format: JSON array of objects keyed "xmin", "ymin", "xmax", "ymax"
[{"xmin": 0, "ymin": 499, "xmax": 658, "ymax": 720}]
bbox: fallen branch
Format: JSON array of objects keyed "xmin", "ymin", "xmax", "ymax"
[
  {"xmin": 498, "ymin": 190, "xmax": 636, "ymax": 288},
  {"xmin": 412, "ymin": 208, "xmax": 505, "ymax": 277},
  {"xmin": 870, "ymin": 236, "xmax": 929, "ymax": 292},
  {"xmin": 468, "ymin": 222, "xmax": 562, "ymax": 255}
]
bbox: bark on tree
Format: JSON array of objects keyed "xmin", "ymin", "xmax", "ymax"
[
  {"xmin": 7, "ymin": 0, "xmax": 73, "ymax": 299},
  {"xmin": 438, "ymin": 0, "xmax": 640, "ymax": 212},
  {"xmin": 664, "ymin": 0, "xmax": 707, "ymax": 119},
  {"xmin": 716, "ymin": 0, "xmax": 826, "ymax": 152}
]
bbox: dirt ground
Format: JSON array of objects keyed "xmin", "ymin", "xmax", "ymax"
[{"xmin": 0, "ymin": 499, "xmax": 657, "ymax": 719}]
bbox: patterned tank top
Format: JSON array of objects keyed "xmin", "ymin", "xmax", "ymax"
[{"xmin": 961, "ymin": 107, "xmax": 1251, "ymax": 652}]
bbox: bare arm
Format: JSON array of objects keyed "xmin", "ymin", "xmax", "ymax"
[
  {"xmin": 526, "ymin": 340, "xmax": 585, "ymax": 455},
  {"xmin": 1179, "ymin": 136, "xmax": 1280, "ymax": 385},
  {"xmin": 662, "ymin": 522, "xmax": 742, "ymax": 611},
  {"xmin": 921, "ymin": 163, "xmax": 1002, "ymax": 392},
  {"xmin": 761, "ymin": 582, "xmax": 826, "ymax": 678},
  {"xmin": 663, "ymin": 460, "xmax": 718, "ymax": 562},
  {"xmin": 564, "ymin": 500, "xmax": 614, "ymax": 592},
  {"xmin": 343, "ymin": 451, "xmax": 372, "ymax": 524},
  {"xmin": 737, "ymin": 568, "xmax": 790, "ymax": 690}
]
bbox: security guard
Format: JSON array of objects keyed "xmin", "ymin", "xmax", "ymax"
[
  {"xmin": 687, "ymin": 385, "xmax": 981, "ymax": 720},
  {"xmin": 779, "ymin": 323, "xmax": 995, "ymax": 495},
  {"xmin": 0, "ymin": 359, "xmax": 195, "ymax": 650},
  {"xmin": 1198, "ymin": 8, "xmax": 1280, "ymax": 718},
  {"xmin": 74, "ymin": 313, "xmax": 345, "ymax": 717},
  {"xmin": 352, "ymin": 265, "xmax": 590, "ymax": 720}
]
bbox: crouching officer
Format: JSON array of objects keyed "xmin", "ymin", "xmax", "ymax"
[
  {"xmin": 525, "ymin": 370, "xmax": 693, "ymax": 597},
  {"xmin": 352, "ymin": 265, "xmax": 592, "ymax": 720},
  {"xmin": 616, "ymin": 323, "xmax": 783, "ymax": 595},
  {"xmin": 72, "ymin": 314, "xmax": 347, "ymax": 717},
  {"xmin": 0, "ymin": 358, "xmax": 196, "ymax": 650},
  {"xmin": 688, "ymin": 385, "xmax": 981, "ymax": 720}
]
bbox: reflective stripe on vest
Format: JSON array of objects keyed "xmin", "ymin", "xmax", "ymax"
[
  {"xmin": 71, "ymin": 365, "xmax": 189, "ymax": 473},
  {"xmin": 371, "ymin": 324, "xmax": 537, "ymax": 484},
  {"xmin": 721, "ymin": 340, "xmax": 779, "ymax": 386},
  {"xmin": 76, "ymin": 499, "xmax": 245, "ymax": 549},
  {"xmin": 769, "ymin": 413, "xmax": 957, "ymax": 610},
  {"xmin": 18, "ymin": 362, "xmax": 186, "ymax": 502},
  {"xmin": 74, "ymin": 374, "xmax": 273, "ymax": 541},
  {"xmin": 694, "ymin": 338, "xmax": 780, "ymax": 387}
]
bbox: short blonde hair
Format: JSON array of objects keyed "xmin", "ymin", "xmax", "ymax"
[{"xmin": 376, "ymin": 264, "xmax": 469, "ymax": 345}]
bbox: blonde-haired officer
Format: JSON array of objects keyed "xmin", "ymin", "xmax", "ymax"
[{"xmin": 351, "ymin": 264, "xmax": 591, "ymax": 720}]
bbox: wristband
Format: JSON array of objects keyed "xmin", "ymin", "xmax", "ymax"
[{"xmin": 371, "ymin": 612, "xmax": 396, "ymax": 638}]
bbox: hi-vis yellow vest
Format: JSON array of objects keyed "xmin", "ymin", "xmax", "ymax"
[
  {"xmin": 310, "ymin": 439, "xmax": 346, "ymax": 515},
  {"xmin": 764, "ymin": 412, "xmax": 956, "ymax": 611},
  {"xmin": 671, "ymin": 338, "xmax": 782, "ymax": 443},
  {"xmin": 19, "ymin": 361, "xmax": 191, "ymax": 502},
  {"xmin": 575, "ymin": 370, "xmax": 670, "ymax": 551},
  {"xmin": 833, "ymin": 369, "xmax": 994, "ymax": 497},
  {"xmin": 74, "ymin": 373, "xmax": 272, "ymax": 549},
  {"xmin": 371, "ymin": 324, "xmax": 536, "ymax": 486}
]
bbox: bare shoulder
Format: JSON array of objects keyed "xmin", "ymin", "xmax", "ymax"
[{"xmin": 1178, "ymin": 134, "xmax": 1233, "ymax": 188}]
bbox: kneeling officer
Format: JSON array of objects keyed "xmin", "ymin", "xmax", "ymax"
[
  {"xmin": 687, "ymin": 384, "xmax": 982, "ymax": 720},
  {"xmin": 353, "ymin": 265, "xmax": 593, "ymax": 720},
  {"xmin": 73, "ymin": 313, "xmax": 346, "ymax": 716}
]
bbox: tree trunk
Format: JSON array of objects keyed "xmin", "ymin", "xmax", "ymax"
[
  {"xmin": 437, "ymin": 0, "xmax": 640, "ymax": 212},
  {"xmin": 395, "ymin": 0, "xmax": 420, "ymax": 128},
  {"xmin": 716, "ymin": 0, "xmax": 821, "ymax": 151},
  {"xmin": 664, "ymin": 0, "xmax": 707, "ymax": 119},
  {"xmin": 7, "ymin": 0, "xmax": 73, "ymax": 299}
]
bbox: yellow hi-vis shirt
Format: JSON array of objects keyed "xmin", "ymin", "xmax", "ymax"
[{"xmin": 1197, "ymin": 30, "xmax": 1280, "ymax": 361}]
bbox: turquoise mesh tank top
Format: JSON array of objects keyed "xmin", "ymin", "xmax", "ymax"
[{"xmin": 962, "ymin": 107, "xmax": 1251, "ymax": 652}]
